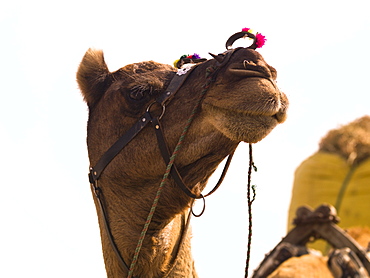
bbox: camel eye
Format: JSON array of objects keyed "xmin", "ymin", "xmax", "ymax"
[
  {"xmin": 129, "ymin": 85, "xmax": 148, "ymax": 101},
  {"xmin": 129, "ymin": 90, "xmax": 145, "ymax": 100}
]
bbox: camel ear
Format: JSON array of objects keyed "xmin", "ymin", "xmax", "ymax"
[{"xmin": 77, "ymin": 48, "xmax": 113, "ymax": 106}]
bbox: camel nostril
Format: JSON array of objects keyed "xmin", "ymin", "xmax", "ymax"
[
  {"xmin": 243, "ymin": 60, "xmax": 257, "ymax": 69},
  {"xmin": 241, "ymin": 60, "xmax": 271, "ymax": 79}
]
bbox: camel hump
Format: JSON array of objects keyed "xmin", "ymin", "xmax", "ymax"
[{"xmin": 77, "ymin": 48, "xmax": 112, "ymax": 106}]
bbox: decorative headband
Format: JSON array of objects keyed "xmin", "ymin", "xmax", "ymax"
[
  {"xmin": 225, "ymin": 28, "xmax": 266, "ymax": 50},
  {"xmin": 173, "ymin": 54, "xmax": 207, "ymax": 69},
  {"xmin": 173, "ymin": 28, "xmax": 266, "ymax": 69}
]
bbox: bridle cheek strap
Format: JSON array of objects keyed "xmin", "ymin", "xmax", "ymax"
[
  {"xmin": 152, "ymin": 117, "xmax": 201, "ymax": 199},
  {"xmin": 90, "ymin": 181, "xmax": 133, "ymax": 274},
  {"xmin": 89, "ymin": 68, "xmax": 193, "ymax": 185},
  {"xmin": 152, "ymin": 116, "xmax": 235, "ymax": 204},
  {"xmin": 89, "ymin": 111, "xmax": 151, "ymax": 184},
  {"xmin": 88, "ymin": 69, "xmax": 194, "ymax": 276}
]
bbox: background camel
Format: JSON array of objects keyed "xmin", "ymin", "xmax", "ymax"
[
  {"xmin": 77, "ymin": 33, "xmax": 288, "ymax": 277},
  {"xmin": 254, "ymin": 116, "xmax": 370, "ymax": 277},
  {"xmin": 288, "ymin": 115, "xmax": 370, "ymax": 252},
  {"xmin": 255, "ymin": 204, "xmax": 370, "ymax": 278}
]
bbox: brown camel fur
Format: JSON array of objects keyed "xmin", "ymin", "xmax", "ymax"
[
  {"xmin": 268, "ymin": 254, "xmax": 334, "ymax": 278},
  {"xmin": 77, "ymin": 47, "xmax": 288, "ymax": 277}
]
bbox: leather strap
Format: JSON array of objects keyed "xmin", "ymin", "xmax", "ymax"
[
  {"xmin": 89, "ymin": 111, "xmax": 152, "ymax": 183},
  {"xmin": 90, "ymin": 182, "xmax": 133, "ymax": 274},
  {"xmin": 152, "ymin": 116, "xmax": 235, "ymax": 200},
  {"xmin": 152, "ymin": 117, "xmax": 201, "ymax": 199},
  {"xmin": 87, "ymin": 55, "xmax": 234, "ymax": 276},
  {"xmin": 88, "ymin": 68, "xmax": 195, "ymax": 277},
  {"xmin": 156, "ymin": 70, "xmax": 192, "ymax": 105},
  {"xmin": 89, "ymin": 68, "xmax": 194, "ymax": 184}
]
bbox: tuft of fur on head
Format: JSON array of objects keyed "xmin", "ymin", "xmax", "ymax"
[
  {"xmin": 76, "ymin": 48, "xmax": 112, "ymax": 107},
  {"xmin": 77, "ymin": 50, "xmax": 175, "ymax": 106},
  {"xmin": 112, "ymin": 61, "xmax": 175, "ymax": 99},
  {"xmin": 319, "ymin": 115, "xmax": 370, "ymax": 165}
]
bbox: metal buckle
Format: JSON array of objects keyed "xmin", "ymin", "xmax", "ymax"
[{"xmin": 146, "ymin": 102, "xmax": 165, "ymax": 120}]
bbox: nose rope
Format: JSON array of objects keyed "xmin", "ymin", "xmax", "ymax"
[{"xmin": 245, "ymin": 143, "xmax": 257, "ymax": 278}]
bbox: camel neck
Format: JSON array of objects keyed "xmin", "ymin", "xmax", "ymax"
[{"xmin": 96, "ymin": 194, "xmax": 196, "ymax": 277}]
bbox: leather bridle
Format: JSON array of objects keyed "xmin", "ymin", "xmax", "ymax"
[
  {"xmin": 88, "ymin": 59, "xmax": 234, "ymax": 274},
  {"xmin": 87, "ymin": 30, "xmax": 271, "ymax": 277}
]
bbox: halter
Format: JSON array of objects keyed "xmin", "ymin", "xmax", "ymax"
[
  {"xmin": 89, "ymin": 59, "xmax": 232, "ymax": 276},
  {"xmin": 88, "ymin": 29, "xmax": 266, "ymax": 277}
]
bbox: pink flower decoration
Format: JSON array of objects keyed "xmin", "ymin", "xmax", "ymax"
[
  {"xmin": 242, "ymin": 27, "xmax": 251, "ymax": 32},
  {"xmin": 255, "ymin": 33, "xmax": 266, "ymax": 48}
]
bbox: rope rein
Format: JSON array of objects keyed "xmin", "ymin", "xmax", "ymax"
[
  {"xmin": 127, "ymin": 66, "xmax": 219, "ymax": 278},
  {"xmin": 245, "ymin": 143, "xmax": 257, "ymax": 278},
  {"xmin": 128, "ymin": 68, "xmax": 258, "ymax": 278}
]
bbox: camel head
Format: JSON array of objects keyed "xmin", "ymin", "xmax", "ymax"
[{"xmin": 77, "ymin": 29, "xmax": 288, "ymax": 206}]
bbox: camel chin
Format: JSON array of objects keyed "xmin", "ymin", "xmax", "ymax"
[
  {"xmin": 203, "ymin": 104, "xmax": 280, "ymax": 143},
  {"xmin": 203, "ymin": 78, "xmax": 287, "ymax": 143}
]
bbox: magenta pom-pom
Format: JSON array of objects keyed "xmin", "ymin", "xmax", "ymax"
[{"xmin": 255, "ymin": 33, "xmax": 266, "ymax": 48}]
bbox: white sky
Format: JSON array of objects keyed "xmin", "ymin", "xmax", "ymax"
[{"xmin": 1, "ymin": 0, "xmax": 369, "ymax": 277}]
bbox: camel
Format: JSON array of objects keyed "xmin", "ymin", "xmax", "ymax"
[
  {"xmin": 288, "ymin": 115, "xmax": 370, "ymax": 237},
  {"xmin": 253, "ymin": 204, "xmax": 370, "ymax": 278},
  {"xmin": 77, "ymin": 29, "xmax": 288, "ymax": 277},
  {"xmin": 253, "ymin": 116, "xmax": 370, "ymax": 277}
]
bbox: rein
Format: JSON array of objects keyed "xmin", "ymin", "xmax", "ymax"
[
  {"xmin": 245, "ymin": 143, "xmax": 257, "ymax": 278},
  {"xmin": 127, "ymin": 65, "xmax": 219, "ymax": 277}
]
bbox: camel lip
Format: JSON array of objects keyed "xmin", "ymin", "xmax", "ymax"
[
  {"xmin": 273, "ymin": 110, "xmax": 287, "ymax": 123},
  {"xmin": 203, "ymin": 102, "xmax": 281, "ymax": 120},
  {"xmin": 227, "ymin": 68, "xmax": 270, "ymax": 79},
  {"xmin": 228, "ymin": 68, "xmax": 280, "ymax": 91}
]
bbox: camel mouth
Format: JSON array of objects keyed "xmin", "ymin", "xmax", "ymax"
[
  {"xmin": 272, "ymin": 110, "xmax": 287, "ymax": 123},
  {"xmin": 218, "ymin": 104, "xmax": 282, "ymax": 122},
  {"xmin": 203, "ymin": 102, "xmax": 283, "ymax": 125},
  {"xmin": 227, "ymin": 68, "xmax": 269, "ymax": 79},
  {"xmin": 203, "ymin": 92, "xmax": 287, "ymax": 124}
]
